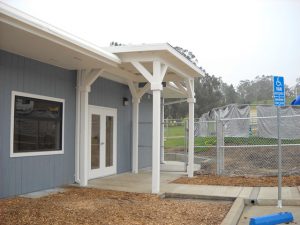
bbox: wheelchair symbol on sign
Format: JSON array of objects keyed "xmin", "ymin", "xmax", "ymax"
[{"xmin": 276, "ymin": 77, "xmax": 282, "ymax": 87}]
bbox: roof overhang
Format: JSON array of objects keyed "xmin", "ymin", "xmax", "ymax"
[
  {"xmin": 103, "ymin": 44, "xmax": 204, "ymax": 98},
  {"xmin": 0, "ymin": 2, "xmax": 121, "ymax": 70},
  {"xmin": 0, "ymin": 3, "xmax": 203, "ymax": 99},
  {"xmin": 103, "ymin": 44, "xmax": 205, "ymax": 82}
]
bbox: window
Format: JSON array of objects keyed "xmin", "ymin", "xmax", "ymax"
[{"xmin": 11, "ymin": 91, "xmax": 64, "ymax": 157}]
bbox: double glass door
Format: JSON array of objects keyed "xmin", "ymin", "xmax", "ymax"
[{"xmin": 88, "ymin": 105, "xmax": 117, "ymax": 179}]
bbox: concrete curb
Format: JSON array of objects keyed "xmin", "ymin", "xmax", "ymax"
[
  {"xmin": 244, "ymin": 187, "xmax": 260, "ymax": 205},
  {"xmin": 256, "ymin": 199, "xmax": 300, "ymax": 206},
  {"xmin": 164, "ymin": 192, "xmax": 236, "ymax": 201},
  {"xmin": 221, "ymin": 197, "xmax": 245, "ymax": 225}
]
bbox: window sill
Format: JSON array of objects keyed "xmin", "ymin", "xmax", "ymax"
[{"xmin": 10, "ymin": 150, "xmax": 64, "ymax": 158}]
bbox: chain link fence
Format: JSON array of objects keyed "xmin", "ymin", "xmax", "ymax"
[
  {"xmin": 163, "ymin": 119, "xmax": 188, "ymax": 164},
  {"xmin": 194, "ymin": 105, "xmax": 300, "ymax": 176},
  {"xmin": 164, "ymin": 105, "xmax": 300, "ymax": 177}
]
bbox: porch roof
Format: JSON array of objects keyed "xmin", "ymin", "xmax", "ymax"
[
  {"xmin": 104, "ymin": 44, "xmax": 205, "ymax": 81},
  {"xmin": 0, "ymin": 2, "xmax": 202, "ymax": 98}
]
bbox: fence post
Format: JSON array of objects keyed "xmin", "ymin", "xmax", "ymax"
[
  {"xmin": 216, "ymin": 116, "xmax": 225, "ymax": 175},
  {"xmin": 277, "ymin": 107, "xmax": 282, "ymax": 208},
  {"xmin": 221, "ymin": 120, "xmax": 225, "ymax": 173},
  {"xmin": 216, "ymin": 116, "xmax": 220, "ymax": 175}
]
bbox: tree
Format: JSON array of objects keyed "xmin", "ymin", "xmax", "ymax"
[
  {"xmin": 194, "ymin": 74, "xmax": 224, "ymax": 118},
  {"xmin": 221, "ymin": 82, "xmax": 240, "ymax": 104},
  {"xmin": 237, "ymin": 75, "xmax": 273, "ymax": 103}
]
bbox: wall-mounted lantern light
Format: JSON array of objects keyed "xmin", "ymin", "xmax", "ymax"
[{"xmin": 123, "ymin": 97, "xmax": 129, "ymax": 106}]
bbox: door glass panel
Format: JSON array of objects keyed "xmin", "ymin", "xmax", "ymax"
[
  {"xmin": 91, "ymin": 114, "xmax": 100, "ymax": 169},
  {"xmin": 106, "ymin": 116, "xmax": 113, "ymax": 167}
]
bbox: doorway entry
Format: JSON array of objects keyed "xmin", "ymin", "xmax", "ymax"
[{"xmin": 88, "ymin": 105, "xmax": 117, "ymax": 179}]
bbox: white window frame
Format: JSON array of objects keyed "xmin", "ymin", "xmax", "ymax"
[{"xmin": 10, "ymin": 91, "xmax": 65, "ymax": 157}]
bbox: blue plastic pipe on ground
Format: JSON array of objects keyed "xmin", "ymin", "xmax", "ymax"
[{"xmin": 249, "ymin": 212, "xmax": 294, "ymax": 225}]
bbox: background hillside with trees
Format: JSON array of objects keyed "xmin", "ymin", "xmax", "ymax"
[{"xmin": 165, "ymin": 46, "xmax": 298, "ymax": 118}]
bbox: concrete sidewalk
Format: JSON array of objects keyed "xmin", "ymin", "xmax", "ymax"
[{"xmin": 88, "ymin": 170, "xmax": 300, "ymax": 205}]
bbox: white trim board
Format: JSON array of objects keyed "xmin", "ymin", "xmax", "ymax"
[{"xmin": 10, "ymin": 91, "xmax": 65, "ymax": 157}]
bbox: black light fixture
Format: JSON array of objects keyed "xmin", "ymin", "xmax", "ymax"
[{"xmin": 123, "ymin": 97, "xmax": 129, "ymax": 106}]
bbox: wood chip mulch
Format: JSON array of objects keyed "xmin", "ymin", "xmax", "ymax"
[
  {"xmin": 173, "ymin": 175, "xmax": 300, "ymax": 187},
  {"xmin": 0, "ymin": 187, "xmax": 231, "ymax": 225}
]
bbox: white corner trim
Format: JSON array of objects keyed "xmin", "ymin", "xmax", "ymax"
[{"xmin": 10, "ymin": 91, "xmax": 65, "ymax": 158}]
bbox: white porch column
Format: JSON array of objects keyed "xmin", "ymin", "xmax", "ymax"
[
  {"xmin": 187, "ymin": 97, "xmax": 195, "ymax": 177},
  {"xmin": 152, "ymin": 84, "xmax": 162, "ymax": 193},
  {"xmin": 79, "ymin": 86, "xmax": 90, "ymax": 186},
  {"xmin": 132, "ymin": 97, "xmax": 140, "ymax": 173},
  {"xmin": 75, "ymin": 69, "xmax": 103, "ymax": 186},
  {"xmin": 160, "ymin": 98, "xmax": 165, "ymax": 163},
  {"xmin": 75, "ymin": 71, "xmax": 81, "ymax": 183}
]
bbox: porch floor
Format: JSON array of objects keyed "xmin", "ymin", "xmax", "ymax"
[{"xmin": 88, "ymin": 169, "xmax": 184, "ymax": 193}]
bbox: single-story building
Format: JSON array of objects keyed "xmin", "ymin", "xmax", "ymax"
[{"xmin": 0, "ymin": 2, "xmax": 203, "ymax": 198}]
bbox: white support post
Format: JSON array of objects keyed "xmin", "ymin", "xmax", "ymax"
[
  {"xmin": 152, "ymin": 88, "xmax": 162, "ymax": 193},
  {"xmin": 151, "ymin": 59, "xmax": 163, "ymax": 194},
  {"xmin": 160, "ymin": 98, "xmax": 165, "ymax": 163},
  {"xmin": 75, "ymin": 71, "xmax": 81, "ymax": 183},
  {"xmin": 130, "ymin": 59, "xmax": 167, "ymax": 194},
  {"xmin": 132, "ymin": 97, "xmax": 140, "ymax": 173},
  {"xmin": 186, "ymin": 78, "xmax": 195, "ymax": 178},
  {"xmin": 187, "ymin": 97, "xmax": 195, "ymax": 177},
  {"xmin": 79, "ymin": 85, "xmax": 90, "ymax": 186},
  {"xmin": 76, "ymin": 69, "xmax": 103, "ymax": 187}
]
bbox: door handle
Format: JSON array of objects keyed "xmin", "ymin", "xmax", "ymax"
[{"xmin": 100, "ymin": 142, "xmax": 105, "ymax": 145}]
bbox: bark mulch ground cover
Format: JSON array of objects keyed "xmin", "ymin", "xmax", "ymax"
[
  {"xmin": 173, "ymin": 175, "xmax": 300, "ymax": 187},
  {"xmin": 0, "ymin": 187, "xmax": 231, "ymax": 225}
]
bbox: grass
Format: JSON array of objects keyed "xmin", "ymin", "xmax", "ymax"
[
  {"xmin": 164, "ymin": 125, "xmax": 300, "ymax": 150},
  {"xmin": 164, "ymin": 137, "xmax": 216, "ymax": 152},
  {"xmin": 164, "ymin": 124, "xmax": 185, "ymax": 137}
]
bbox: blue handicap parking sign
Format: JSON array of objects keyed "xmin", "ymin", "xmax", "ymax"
[{"xmin": 273, "ymin": 76, "xmax": 285, "ymax": 106}]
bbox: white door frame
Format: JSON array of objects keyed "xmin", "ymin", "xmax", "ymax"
[{"xmin": 88, "ymin": 105, "xmax": 117, "ymax": 179}]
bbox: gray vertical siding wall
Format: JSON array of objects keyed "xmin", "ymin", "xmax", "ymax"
[
  {"xmin": 138, "ymin": 95, "xmax": 153, "ymax": 169},
  {"xmin": 0, "ymin": 50, "xmax": 155, "ymax": 198},
  {"xmin": 0, "ymin": 50, "xmax": 76, "ymax": 198},
  {"xmin": 89, "ymin": 77, "xmax": 132, "ymax": 173}
]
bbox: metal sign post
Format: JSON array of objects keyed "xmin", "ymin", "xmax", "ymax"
[
  {"xmin": 273, "ymin": 76, "xmax": 285, "ymax": 208},
  {"xmin": 276, "ymin": 106, "xmax": 282, "ymax": 208}
]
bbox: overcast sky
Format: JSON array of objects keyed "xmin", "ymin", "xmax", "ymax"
[{"xmin": 3, "ymin": 0, "xmax": 300, "ymax": 87}]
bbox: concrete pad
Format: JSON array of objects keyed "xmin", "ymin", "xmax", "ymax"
[
  {"xmin": 88, "ymin": 170, "xmax": 183, "ymax": 193},
  {"xmin": 238, "ymin": 205, "xmax": 300, "ymax": 225},
  {"xmin": 160, "ymin": 161, "xmax": 200, "ymax": 172},
  {"xmin": 20, "ymin": 188, "xmax": 65, "ymax": 198},
  {"xmin": 221, "ymin": 198, "xmax": 245, "ymax": 225},
  {"xmin": 257, "ymin": 187, "xmax": 300, "ymax": 206}
]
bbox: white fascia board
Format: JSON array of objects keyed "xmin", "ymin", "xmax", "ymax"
[
  {"xmin": 0, "ymin": 2, "xmax": 121, "ymax": 67},
  {"xmin": 104, "ymin": 43, "xmax": 205, "ymax": 77}
]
